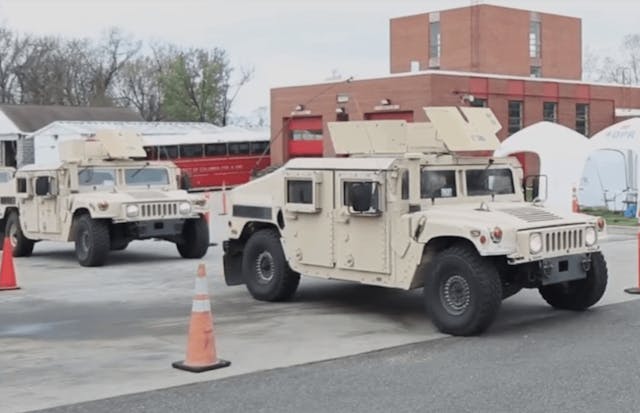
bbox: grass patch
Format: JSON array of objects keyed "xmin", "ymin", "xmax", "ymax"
[{"xmin": 580, "ymin": 207, "xmax": 638, "ymax": 227}]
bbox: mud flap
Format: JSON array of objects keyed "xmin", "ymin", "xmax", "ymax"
[{"xmin": 223, "ymin": 240, "xmax": 245, "ymax": 286}]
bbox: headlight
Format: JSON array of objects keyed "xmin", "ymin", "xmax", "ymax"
[
  {"xmin": 179, "ymin": 202, "xmax": 192, "ymax": 215},
  {"xmin": 125, "ymin": 204, "xmax": 139, "ymax": 218},
  {"xmin": 585, "ymin": 226, "xmax": 597, "ymax": 246},
  {"xmin": 529, "ymin": 232, "xmax": 543, "ymax": 254}
]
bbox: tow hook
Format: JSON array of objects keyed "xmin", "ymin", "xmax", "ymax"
[{"xmin": 581, "ymin": 255, "xmax": 592, "ymax": 272}]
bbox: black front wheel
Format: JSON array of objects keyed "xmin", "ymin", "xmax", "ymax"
[
  {"xmin": 74, "ymin": 215, "xmax": 110, "ymax": 267},
  {"xmin": 539, "ymin": 252, "xmax": 608, "ymax": 310},
  {"xmin": 176, "ymin": 217, "xmax": 209, "ymax": 258},
  {"xmin": 242, "ymin": 229, "xmax": 300, "ymax": 302},
  {"xmin": 5, "ymin": 212, "xmax": 34, "ymax": 257},
  {"xmin": 424, "ymin": 244, "xmax": 502, "ymax": 336}
]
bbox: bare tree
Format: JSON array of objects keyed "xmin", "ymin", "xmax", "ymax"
[
  {"xmin": 90, "ymin": 27, "xmax": 141, "ymax": 106},
  {"xmin": 220, "ymin": 65, "xmax": 254, "ymax": 126},
  {"xmin": 116, "ymin": 55, "xmax": 164, "ymax": 120}
]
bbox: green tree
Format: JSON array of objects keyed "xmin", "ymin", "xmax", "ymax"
[{"xmin": 160, "ymin": 48, "xmax": 230, "ymax": 124}]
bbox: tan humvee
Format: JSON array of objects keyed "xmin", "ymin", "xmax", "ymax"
[
  {"xmin": 7, "ymin": 130, "xmax": 210, "ymax": 267},
  {"xmin": 223, "ymin": 107, "xmax": 608, "ymax": 336},
  {"xmin": 0, "ymin": 166, "xmax": 17, "ymax": 248}
]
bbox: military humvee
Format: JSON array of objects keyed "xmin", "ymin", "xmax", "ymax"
[
  {"xmin": 0, "ymin": 166, "xmax": 17, "ymax": 247},
  {"xmin": 7, "ymin": 130, "xmax": 210, "ymax": 267},
  {"xmin": 222, "ymin": 107, "xmax": 607, "ymax": 336}
]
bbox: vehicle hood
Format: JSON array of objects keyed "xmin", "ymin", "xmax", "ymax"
[{"xmin": 417, "ymin": 201, "xmax": 595, "ymax": 230}]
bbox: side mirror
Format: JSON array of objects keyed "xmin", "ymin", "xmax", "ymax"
[
  {"xmin": 35, "ymin": 176, "xmax": 50, "ymax": 196},
  {"xmin": 524, "ymin": 174, "xmax": 548, "ymax": 202},
  {"xmin": 180, "ymin": 173, "xmax": 192, "ymax": 191},
  {"xmin": 349, "ymin": 182, "xmax": 374, "ymax": 213}
]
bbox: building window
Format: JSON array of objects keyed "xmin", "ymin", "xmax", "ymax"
[
  {"xmin": 576, "ymin": 104, "xmax": 590, "ymax": 136},
  {"xmin": 529, "ymin": 21, "xmax": 541, "ymax": 58},
  {"xmin": 291, "ymin": 130, "xmax": 322, "ymax": 141},
  {"xmin": 508, "ymin": 101, "xmax": 523, "ymax": 135},
  {"xmin": 429, "ymin": 21, "xmax": 441, "ymax": 58},
  {"xmin": 530, "ymin": 66, "xmax": 542, "ymax": 77},
  {"xmin": 543, "ymin": 102, "xmax": 557, "ymax": 122}
]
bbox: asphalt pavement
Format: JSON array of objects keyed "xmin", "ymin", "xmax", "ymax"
[{"xmin": 34, "ymin": 298, "xmax": 640, "ymax": 413}]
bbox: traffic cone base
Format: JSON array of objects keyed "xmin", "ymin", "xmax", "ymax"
[
  {"xmin": 0, "ymin": 237, "xmax": 19, "ymax": 291},
  {"xmin": 172, "ymin": 358, "xmax": 231, "ymax": 373}
]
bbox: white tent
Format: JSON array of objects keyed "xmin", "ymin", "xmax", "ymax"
[
  {"xmin": 583, "ymin": 118, "xmax": 640, "ymax": 212},
  {"xmin": 494, "ymin": 122, "xmax": 591, "ymax": 213}
]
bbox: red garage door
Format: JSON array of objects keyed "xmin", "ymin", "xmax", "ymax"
[
  {"xmin": 287, "ymin": 116, "xmax": 323, "ymax": 157},
  {"xmin": 364, "ymin": 111, "xmax": 414, "ymax": 122}
]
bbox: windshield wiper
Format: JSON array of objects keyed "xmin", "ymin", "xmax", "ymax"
[{"xmin": 131, "ymin": 162, "xmax": 150, "ymax": 178}]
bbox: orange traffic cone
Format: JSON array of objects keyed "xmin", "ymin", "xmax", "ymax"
[
  {"xmin": 172, "ymin": 263, "xmax": 230, "ymax": 373},
  {"xmin": 0, "ymin": 237, "xmax": 19, "ymax": 291}
]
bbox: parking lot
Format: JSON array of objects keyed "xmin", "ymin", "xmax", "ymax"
[{"xmin": 1, "ymin": 192, "xmax": 638, "ymax": 412}]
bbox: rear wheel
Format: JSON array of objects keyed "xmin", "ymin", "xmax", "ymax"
[
  {"xmin": 242, "ymin": 229, "xmax": 300, "ymax": 301},
  {"xmin": 6, "ymin": 212, "xmax": 34, "ymax": 257},
  {"xmin": 424, "ymin": 244, "xmax": 502, "ymax": 336},
  {"xmin": 177, "ymin": 217, "xmax": 209, "ymax": 258},
  {"xmin": 74, "ymin": 214, "xmax": 110, "ymax": 267},
  {"xmin": 539, "ymin": 252, "xmax": 608, "ymax": 310}
]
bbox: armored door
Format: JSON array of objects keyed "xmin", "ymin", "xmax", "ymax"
[
  {"xmin": 281, "ymin": 170, "xmax": 334, "ymax": 268},
  {"xmin": 34, "ymin": 174, "xmax": 61, "ymax": 234},
  {"xmin": 333, "ymin": 171, "xmax": 390, "ymax": 274}
]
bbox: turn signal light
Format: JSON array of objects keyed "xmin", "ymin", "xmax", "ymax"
[{"xmin": 490, "ymin": 227, "xmax": 503, "ymax": 243}]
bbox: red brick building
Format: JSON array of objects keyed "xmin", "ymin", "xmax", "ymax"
[{"xmin": 270, "ymin": 4, "xmax": 640, "ymax": 168}]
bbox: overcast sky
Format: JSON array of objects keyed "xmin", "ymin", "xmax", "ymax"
[{"xmin": 0, "ymin": 0, "xmax": 637, "ymax": 118}]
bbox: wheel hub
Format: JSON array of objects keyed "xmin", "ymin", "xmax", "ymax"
[
  {"xmin": 255, "ymin": 251, "xmax": 275, "ymax": 284},
  {"xmin": 9, "ymin": 223, "xmax": 17, "ymax": 248},
  {"xmin": 440, "ymin": 275, "xmax": 471, "ymax": 316}
]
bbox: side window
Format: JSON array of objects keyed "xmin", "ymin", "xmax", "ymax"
[
  {"xmin": 16, "ymin": 177, "xmax": 27, "ymax": 193},
  {"xmin": 179, "ymin": 144, "xmax": 204, "ymax": 158},
  {"xmin": 401, "ymin": 170, "xmax": 409, "ymax": 200},
  {"xmin": 344, "ymin": 181, "xmax": 380, "ymax": 214},
  {"xmin": 251, "ymin": 141, "xmax": 270, "ymax": 155},
  {"xmin": 285, "ymin": 175, "xmax": 320, "ymax": 213},
  {"xmin": 229, "ymin": 142, "xmax": 251, "ymax": 155},
  {"xmin": 287, "ymin": 180, "xmax": 313, "ymax": 204},
  {"xmin": 158, "ymin": 145, "xmax": 179, "ymax": 160},
  {"xmin": 35, "ymin": 176, "xmax": 50, "ymax": 196},
  {"xmin": 0, "ymin": 172, "xmax": 11, "ymax": 183},
  {"xmin": 421, "ymin": 170, "xmax": 457, "ymax": 199},
  {"xmin": 205, "ymin": 143, "xmax": 227, "ymax": 156}
]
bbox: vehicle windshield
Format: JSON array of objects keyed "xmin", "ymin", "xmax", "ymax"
[
  {"xmin": 466, "ymin": 168, "xmax": 515, "ymax": 196},
  {"xmin": 421, "ymin": 170, "xmax": 457, "ymax": 199},
  {"xmin": 124, "ymin": 168, "xmax": 169, "ymax": 186},
  {"xmin": 78, "ymin": 168, "xmax": 116, "ymax": 187}
]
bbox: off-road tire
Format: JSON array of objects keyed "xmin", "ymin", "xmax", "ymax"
[
  {"xmin": 6, "ymin": 212, "xmax": 34, "ymax": 257},
  {"xmin": 74, "ymin": 214, "xmax": 110, "ymax": 267},
  {"xmin": 539, "ymin": 252, "xmax": 608, "ymax": 310},
  {"xmin": 424, "ymin": 244, "xmax": 502, "ymax": 336},
  {"xmin": 242, "ymin": 229, "xmax": 300, "ymax": 302},
  {"xmin": 177, "ymin": 217, "xmax": 209, "ymax": 258}
]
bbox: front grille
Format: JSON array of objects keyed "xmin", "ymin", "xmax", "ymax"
[
  {"xmin": 0, "ymin": 196, "xmax": 15, "ymax": 205},
  {"xmin": 544, "ymin": 228, "xmax": 584, "ymax": 253},
  {"xmin": 139, "ymin": 202, "xmax": 179, "ymax": 218}
]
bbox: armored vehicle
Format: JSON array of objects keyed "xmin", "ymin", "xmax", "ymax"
[
  {"xmin": 222, "ymin": 107, "xmax": 608, "ymax": 336},
  {"xmin": 0, "ymin": 166, "xmax": 17, "ymax": 247},
  {"xmin": 7, "ymin": 130, "xmax": 210, "ymax": 267}
]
